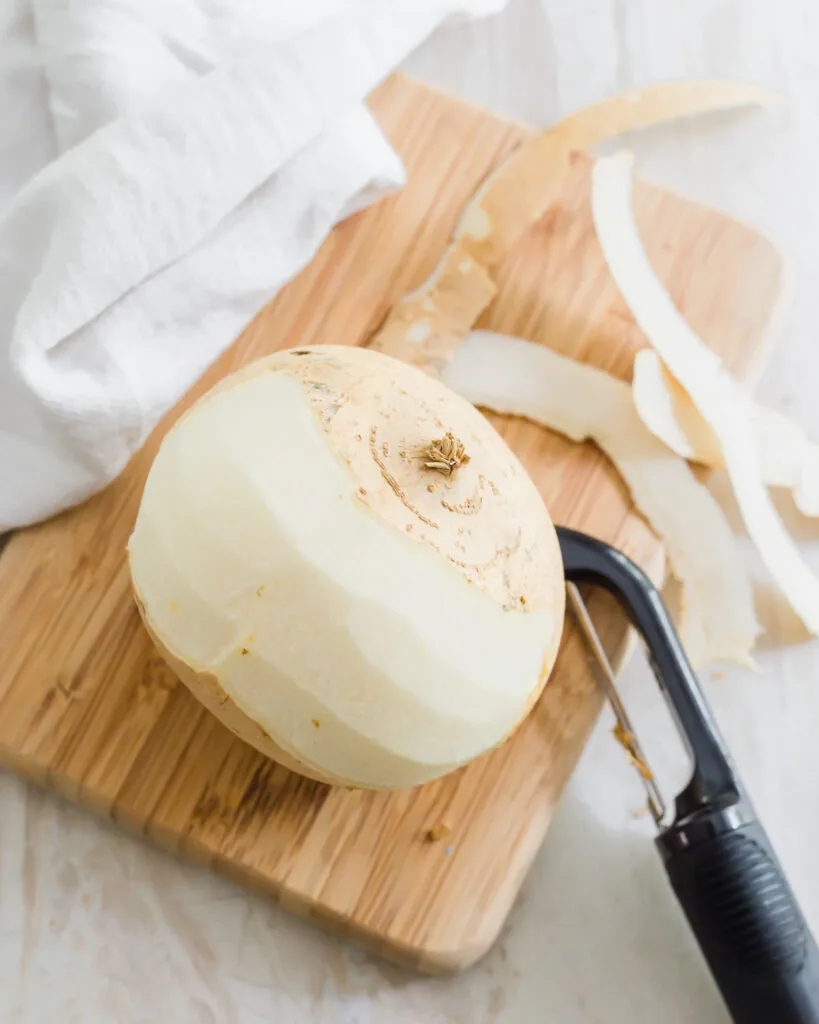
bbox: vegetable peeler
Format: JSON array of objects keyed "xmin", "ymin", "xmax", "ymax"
[{"xmin": 558, "ymin": 526, "xmax": 819, "ymax": 1024}]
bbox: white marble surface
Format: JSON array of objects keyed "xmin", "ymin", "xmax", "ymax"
[{"xmin": 5, "ymin": 1, "xmax": 819, "ymax": 1021}]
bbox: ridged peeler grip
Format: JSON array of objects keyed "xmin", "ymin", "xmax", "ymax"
[{"xmin": 661, "ymin": 819, "xmax": 819, "ymax": 1023}]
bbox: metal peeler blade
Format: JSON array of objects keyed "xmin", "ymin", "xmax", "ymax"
[{"xmin": 566, "ymin": 581, "xmax": 665, "ymax": 825}]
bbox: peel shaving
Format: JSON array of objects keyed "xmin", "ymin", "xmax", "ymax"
[
  {"xmin": 371, "ymin": 81, "xmax": 775, "ymax": 374},
  {"xmin": 633, "ymin": 349, "xmax": 819, "ymax": 517},
  {"xmin": 591, "ymin": 152, "xmax": 819, "ymax": 637}
]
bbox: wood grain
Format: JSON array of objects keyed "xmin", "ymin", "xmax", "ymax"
[{"xmin": 0, "ymin": 74, "xmax": 784, "ymax": 973}]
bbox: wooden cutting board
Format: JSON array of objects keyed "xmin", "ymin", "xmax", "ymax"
[{"xmin": 0, "ymin": 74, "xmax": 785, "ymax": 973}]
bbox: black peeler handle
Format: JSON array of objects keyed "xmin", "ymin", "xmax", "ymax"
[
  {"xmin": 661, "ymin": 817, "xmax": 819, "ymax": 1023},
  {"xmin": 557, "ymin": 526, "xmax": 819, "ymax": 1024}
]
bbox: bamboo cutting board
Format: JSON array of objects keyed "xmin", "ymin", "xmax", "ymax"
[{"xmin": 0, "ymin": 75, "xmax": 785, "ymax": 973}]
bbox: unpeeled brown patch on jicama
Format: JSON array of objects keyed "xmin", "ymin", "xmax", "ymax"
[
  {"xmin": 592, "ymin": 151, "xmax": 819, "ymax": 637},
  {"xmin": 371, "ymin": 81, "xmax": 776, "ymax": 373},
  {"xmin": 443, "ymin": 331, "xmax": 759, "ymax": 668},
  {"xmin": 633, "ymin": 349, "xmax": 819, "ymax": 517}
]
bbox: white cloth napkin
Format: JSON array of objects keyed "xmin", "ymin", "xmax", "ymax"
[{"xmin": 0, "ymin": 0, "xmax": 504, "ymax": 531}]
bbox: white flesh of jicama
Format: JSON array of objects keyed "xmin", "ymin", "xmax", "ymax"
[
  {"xmin": 592, "ymin": 152, "xmax": 819, "ymax": 636},
  {"xmin": 443, "ymin": 331, "xmax": 760, "ymax": 668}
]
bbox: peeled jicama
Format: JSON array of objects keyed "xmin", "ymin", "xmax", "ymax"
[{"xmin": 128, "ymin": 345, "xmax": 565, "ymax": 789}]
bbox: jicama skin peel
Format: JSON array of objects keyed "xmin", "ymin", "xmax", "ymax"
[
  {"xmin": 592, "ymin": 151, "xmax": 819, "ymax": 637},
  {"xmin": 633, "ymin": 349, "xmax": 819, "ymax": 518},
  {"xmin": 371, "ymin": 80, "xmax": 775, "ymax": 374},
  {"xmin": 128, "ymin": 345, "xmax": 565, "ymax": 789}
]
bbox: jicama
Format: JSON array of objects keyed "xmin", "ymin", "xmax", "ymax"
[{"xmin": 129, "ymin": 345, "xmax": 566, "ymax": 789}]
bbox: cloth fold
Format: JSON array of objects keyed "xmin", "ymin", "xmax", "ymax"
[{"xmin": 0, "ymin": 0, "xmax": 504, "ymax": 530}]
